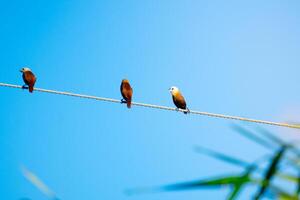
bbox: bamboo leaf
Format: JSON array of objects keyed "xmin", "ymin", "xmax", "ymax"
[
  {"xmin": 194, "ymin": 146, "xmax": 249, "ymax": 168},
  {"xmin": 21, "ymin": 165, "xmax": 60, "ymax": 200},
  {"xmin": 231, "ymin": 125, "xmax": 274, "ymax": 150},
  {"xmin": 254, "ymin": 146, "xmax": 287, "ymax": 200},
  {"xmin": 296, "ymin": 171, "xmax": 300, "ymax": 197},
  {"xmin": 161, "ymin": 175, "xmax": 251, "ymax": 191},
  {"xmin": 227, "ymin": 184, "xmax": 243, "ymax": 200},
  {"xmin": 256, "ymin": 127, "xmax": 286, "ymax": 146},
  {"xmin": 226, "ymin": 167, "xmax": 256, "ymax": 200},
  {"xmin": 269, "ymin": 184, "xmax": 298, "ymax": 200},
  {"xmin": 126, "ymin": 172, "xmax": 255, "ymax": 196}
]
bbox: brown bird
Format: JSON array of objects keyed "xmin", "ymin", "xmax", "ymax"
[
  {"xmin": 169, "ymin": 86, "xmax": 189, "ymax": 114},
  {"xmin": 120, "ymin": 79, "xmax": 133, "ymax": 108},
  {"xmin": 20, "ymin": 67, "xmax": 36, "ymax": 93}
]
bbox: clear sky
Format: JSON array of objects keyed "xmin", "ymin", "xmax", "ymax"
[{"xmin": 1, "ymin": 0, "xmax": 300, "ymax": 199}]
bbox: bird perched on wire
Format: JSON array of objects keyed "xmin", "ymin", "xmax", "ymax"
[
  {"xmin": 20, "ymin": 67, "xmax": 36, "ymax": 93},
  {"xmin": 120, "ymin": 79, "xmax": 133, "ymax": 108},
  {"xmin": 169, "ymin": 86, "xmax": 189, "ymax": 114}
]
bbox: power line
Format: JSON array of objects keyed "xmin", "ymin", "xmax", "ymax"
[{"xmin": 1, "ymin": 82, "xmax": 299, "ymax": 130}]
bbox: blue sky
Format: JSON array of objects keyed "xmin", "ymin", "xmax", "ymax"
[{"xmin": 1, "ymin": 0, "xmax": 300, "ymax": 199}]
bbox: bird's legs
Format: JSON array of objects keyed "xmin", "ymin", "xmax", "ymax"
[
  {"xmin": 121, "ymin": 99, "xmax": 127, "ymax": 104},
  {"xmin": 22, "ymin": 85, "xmax": 29, "ymax": 90},
  {"xmin": 185, "ymin": 108, "xmax": 190, "ymax": 114}
]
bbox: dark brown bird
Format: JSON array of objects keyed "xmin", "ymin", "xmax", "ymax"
[
  {"xmin": 120, "ymin": 79, "xmax": 133, "ymax": 108},
  {"xmin": 20, "ymin": 67, "xmax": 36, "ymax": 93},
  {"xmin": 169, "ymin": 86, "xmax": 189, "ymax": 114}
]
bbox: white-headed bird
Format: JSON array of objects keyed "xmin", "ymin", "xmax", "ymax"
[
  {"xmin": 120, "ymin": 79, "xmax": 133, "ymax": 108},
  {"xmin": 169, "ymin": 86, "xmax": 189, "ymax": 114},
  {"xmin": 20, "ymin": 67, "xmax": 36, "ymax": 93}
]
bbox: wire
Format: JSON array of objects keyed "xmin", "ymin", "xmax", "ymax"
[{"xmin": 1, "ymin": 82, "xmax": 299, "ymax": 130}]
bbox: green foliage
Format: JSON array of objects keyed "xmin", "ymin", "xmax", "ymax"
[
  {"xmin": 254, "ymin": 146, "xmax": 287, "ymax": 199},
  {"xmin": 129, "ymin": 126, "xmax": 300, "ymax": 199}
]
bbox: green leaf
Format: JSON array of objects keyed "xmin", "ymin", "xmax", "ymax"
[
  {"xmin": 226, "ymin": 168, "xmax": 255, "ymax": 200},
  {"xmin": 254, "ymin": 146, "xmax": 287, "ymax": 200},
  {"xmin": 269, "ymin": 184, "xmax": 298, "ymax": 200},
  {"xmin": 194, "ymin": 146, "xmax": 249, "ymax": 168},
  {"xmin": 161, "ymin": 175, "xmax": 251, "ymax": 191},
  {"xmin": 231, "ymin": 125, "xmax": 274, "ymax": 150},
  {"xmin": 256, "ymin": 127, "xmax": 286, "ymax": 146},
  {"xmin": 126, "ymin": 171, "xmax": 255, "ymax": 196},
  {"xmin": 296, "ymin": 171, "xmax": 300, "ymax": 196},
  {"xmin": 227, "ymin": 185, "xmax": 243, "ymax": 200},
  {"xmin": 256, "ymin": 127, "xmax": 300, "ymax": 156},
  {"xmin": 277, "ymin": 173, "xmax": 298, "ymax": 183}
]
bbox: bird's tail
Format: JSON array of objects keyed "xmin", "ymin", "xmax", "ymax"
[
  {"xmin": 29, "ymin": 85, "xmax": 34, "ymax": 93},
  {"xmin": 127, "ymin": 100, "xmax": 131, "ymax": 108}
]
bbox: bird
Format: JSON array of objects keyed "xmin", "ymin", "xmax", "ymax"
[
  {"xmin": 120, "ymin": 79, "xmax": 133, "ymax": 108},
  {"xmin": 169, "ymin": 86, "xmax": 189, "ymax": 114},
  {"xmin": 20, "ymin": 67, "xmax": 36, "ymax": 93}
]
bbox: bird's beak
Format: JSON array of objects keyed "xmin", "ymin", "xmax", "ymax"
[{"xmin": 19, "ymin": 69, "xmax": 23, "ymax": 73}]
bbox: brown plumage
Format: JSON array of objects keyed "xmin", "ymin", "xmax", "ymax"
[
  {"xmin": 120, "ymin": 79, "xmax": 133, "ymax": 108},
  {"xmin": 169, "ymin": 86, "xmax": 189, "ymax": 114},
  {"xmin": 20, "ymin": 68, "xmax": 36, "ymax": 93},
  {"xmin": 172, "ymin": 94, "xmax": 187, "ymax": 110}
]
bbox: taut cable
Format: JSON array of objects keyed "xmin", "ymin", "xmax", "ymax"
[{"xmin": 1, "ymin": 82, "xmax": 299, "ymax": 129}]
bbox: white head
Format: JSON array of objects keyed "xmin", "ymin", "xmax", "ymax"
[
  {"xmin": 20, "ymin": 67, "xmax": 32, "ymax": 73},
  {"xmin": 169, "ymin": 86, "xmax": 180, "ymax": 95}
]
